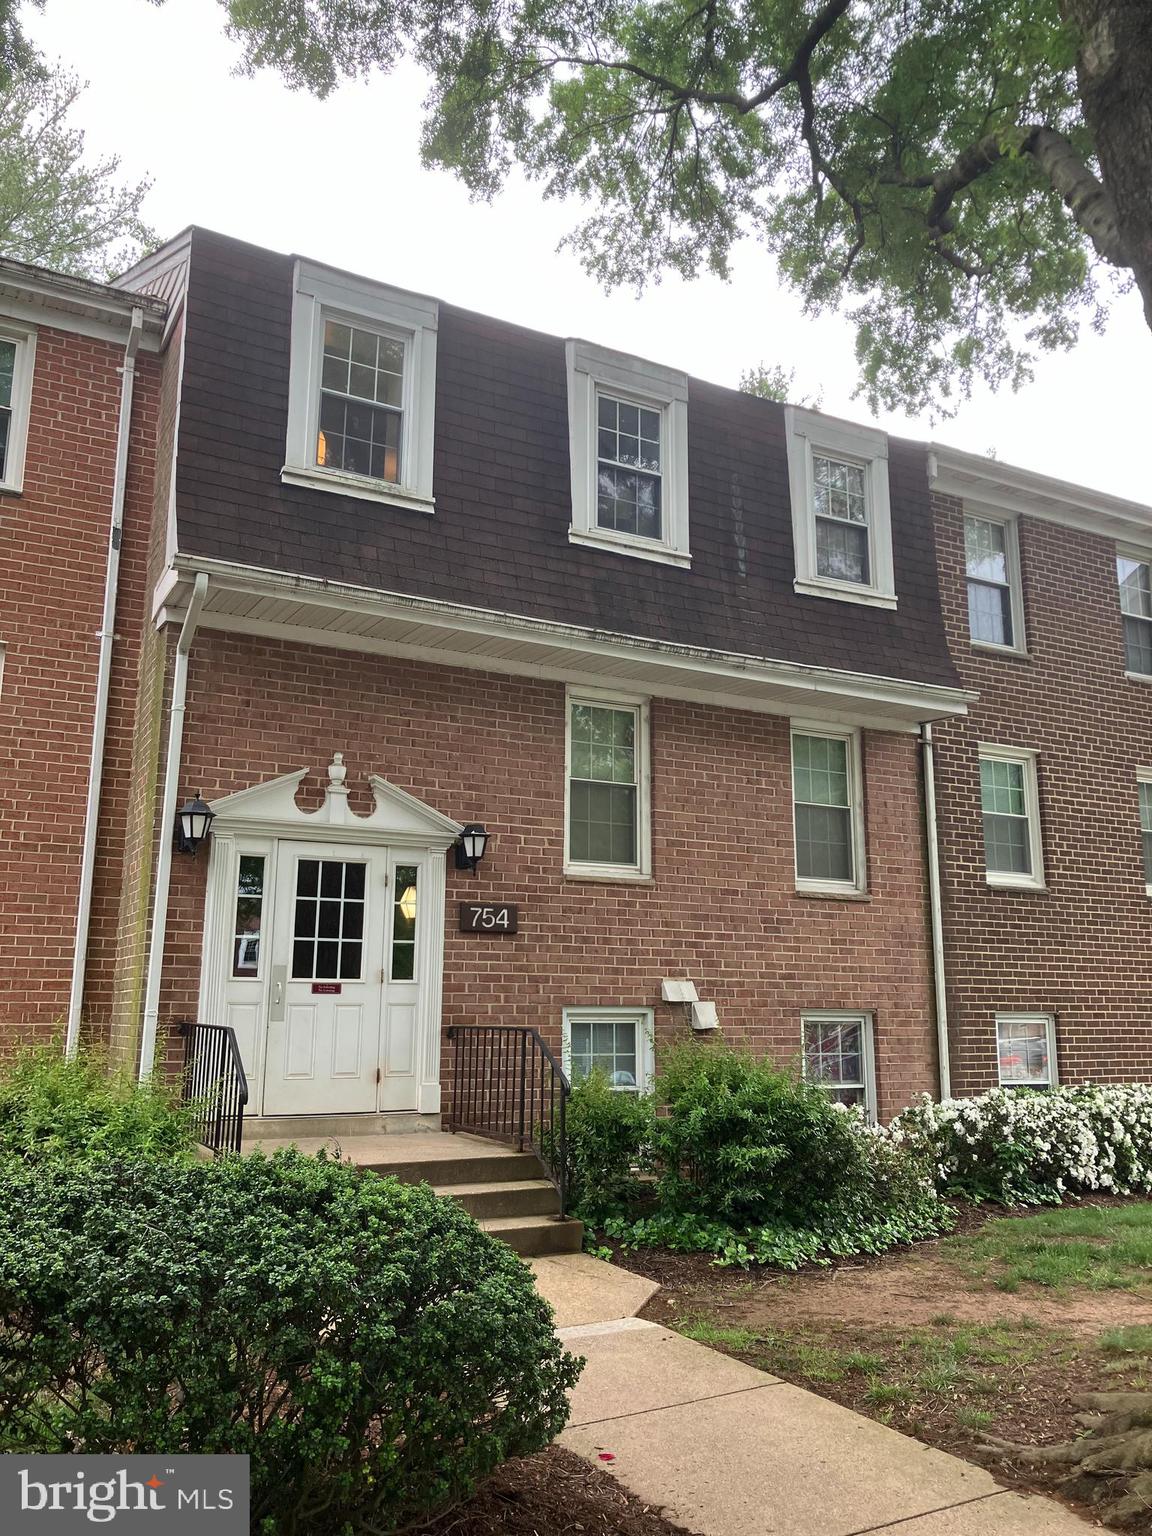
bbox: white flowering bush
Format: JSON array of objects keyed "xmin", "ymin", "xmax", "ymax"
[{"xmin": 890, "ymin": 1085, "xmax": 1152, "ymax": 1205}]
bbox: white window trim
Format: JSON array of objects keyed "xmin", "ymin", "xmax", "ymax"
[
  {"xmin": 996, "ymin": 1012, "xmax": 1058, "ymax": 1088},
  {"xmin": 0, "ymin": 322, "xmax": 37, "ymax": 495},
  {"xmin": 562, "ymin": 1006, "xmax": 655, "ymax": 1094},
  {"xmin": 284, "ymin": 259, "xmax": 438, "ymax": 514},
  {"xmin": 965, "ymin": 511, "xmax": 1028, "ymax": 656},
  {"xmin": 800, "ymin": 1010, "xmax": 878, "ymax": 1122},
  {"xmin": 1117, "ymin": 544, "xmax": 1152, "ymax": 680},
  {"xmin": 790, "ymin": 721, "xmax": 867, "ymax": 896},
  {"xmin": 564, "ymin": 685, "xmax": 652, "ymax": 881},
  {"xmin": 979, "ymin": 743, "xmax": 1046, "ymax": 890},
  {"xmin": 1138, "ymin": 768, "xmax": 1152, "ymax": 898},
  {"xmin": 565, "ymin": 339, "xmax": 690, "ymax": 568},
  {"xmin": 785, "ymin": 406, "xmax": 895, "ymax": 609}
]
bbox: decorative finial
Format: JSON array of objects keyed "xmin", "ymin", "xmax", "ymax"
[{"xmin": 327, "ymin": 752, "xmax": 347, "ymax": 789}]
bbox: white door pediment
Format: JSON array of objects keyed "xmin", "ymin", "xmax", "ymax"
[{"xmin": 209, "ymin": 754, "xmax": 464, "ymax": 847}]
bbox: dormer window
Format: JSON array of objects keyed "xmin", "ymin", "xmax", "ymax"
[
  {"xmin": 284, "ymin": 260, "xmax": 437, "ymax": 513},
  {"xmin": 566, "ymin": 340, "xmax": 690, "ymax": 568},
  {"xmin": 785, "ymin": 407, "xmax": 896, "ymax": 609}
]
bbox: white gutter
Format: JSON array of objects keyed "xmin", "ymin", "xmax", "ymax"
[
  {"xmin": 65, "ymin": 307, "xmax": 145, "ymax": 1057},
  {"xmin": 920, "ymin": 722, "xmax": 951, "ymax": 1100},
  {"xmin": 138, "ymin": 571, "xmax": 210, "ymax": 1080}
]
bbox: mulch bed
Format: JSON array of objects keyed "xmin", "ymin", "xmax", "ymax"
[{"xmin": 416, "ymin": 1446, "xmax": 699, "ymax": 1536}]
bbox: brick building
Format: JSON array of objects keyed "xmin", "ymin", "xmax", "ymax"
[{"xmin": 3, "ymin": 225, "xmax": 1149, "ymax": 1128}]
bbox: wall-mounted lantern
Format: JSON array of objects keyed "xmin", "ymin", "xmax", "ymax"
[
  {"xmin": 454, "ymin": 823, "xmax": 489, "ymax": 875},
  {"xmin": 175, "ymin": 792, "xmax": 215, "ymax": 856}
]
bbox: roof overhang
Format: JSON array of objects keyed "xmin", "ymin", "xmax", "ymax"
[
  {"xmin": 155, "ymin": 557, "xmax": 972, "ymax": 732},
  {"xmin": 0, "ymin": 257, "xmax": 167, "ymax": 351},
  {"xmin": 930, "ymin": 443, "xmax": 1152, "ymax": 548}
]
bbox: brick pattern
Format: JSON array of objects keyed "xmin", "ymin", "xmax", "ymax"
[
  {"xmin": 174, "ymin": 228, "xmax": 958, "ymax": 690},
  {"xmin": 153, "ymin": 631, "xmax": 939, "ymax": 1120},
  {"xmin": 931, "ymin": 491, "xmax": 1152, "ymax": 1092},
  {"xmin": 0, "ymin": 324, "xmax": 158, "ymax": 1046}
]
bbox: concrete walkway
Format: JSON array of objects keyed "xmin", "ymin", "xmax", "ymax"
[{"xmin": 529, "ymin": 1259, "xmax": 1092, "ymax": 1536}]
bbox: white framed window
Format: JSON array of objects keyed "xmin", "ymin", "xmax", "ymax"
[
  {"xmin": 996, "ymin": 1013, "xmax": 1058, "ymax": 1088},
  {"xmin": 0, "ymin": 323, "xmax": 36, "ymax": 494},
  {"xmin": 565, "ymin": 688, "xmax": 651, "ymax": 879},
  {"xmin": 565, "ymin": 339, "xmax": 690, "ymax": 567},
  {"xmin": 284, "ymin": 259, "xmax": 437, "ymax": 513},
  {"xmin": 1138, "ymin": 772, "xmax": 1152, "ymax": 896},
  {"xmin": 801, "ymin": 1012, "xmax": 877, "ymax": 1120},
  {"xmin": 966, "ymin": 513, "xmax": 1026, "ymax": 653},
  {"xmin": 785, "ymin": 407, "xmax": 895, "ymax": 609},
  {"xmin": 979, "ymin": 744, "xmax": 1045, "ymax": 890},
  {"xmin": 791, "ymin": 724, "xmax": 866, "ymax": 894},
  {"xmin": 563, "ymin": 1007, "xmax": 655, "ymax": 1093},
  {"xmin": 1118, "ymin": 550, "xmax": 1152, "ymax": 678}
]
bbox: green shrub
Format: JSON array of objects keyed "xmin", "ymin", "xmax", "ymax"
[
  {"xmin": 0, "ymin": 1045, "xmax": 194, "ymax": 1165},
  {"xmin": 565, "ymin": 1070, "xmax": 654, "ymax": 1224},
  {"xmin": 649, "ymin": 1044, "xmax": 869, "ymax": 1228},
  {"xmin": 0, "ymin": 1150, "xmax": 580, "ymax": 1534}
]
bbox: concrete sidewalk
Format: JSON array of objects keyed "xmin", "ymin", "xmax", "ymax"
[{"xmin": 530, "ymin": 1259, "xmax": 1092, "ymax": 1536}]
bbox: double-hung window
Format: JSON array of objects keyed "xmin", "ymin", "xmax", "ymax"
[
  {"xmin": 996, "ymin": 1013, "xmax": 1057, "ymax": 1088},
  {"xmin": 1139, "ymin": 774, "xmax": 1152, "ymax": 895},
  {"xmin": 284, "ymin": 259, "xmax": 437, "ymax": 513},
  {"xmin": 791, "ymin": 725, "xmax": 865, "ymax": 894},
  {"xmin": 785, "ymin": 407, "xmax": 895, "ymax": 608},
  {"xmin": 801, "ymin": 1012, "xmax": 877, "ymax": 1119},
  {"xmin": 566, "ymin": 340, "xmax": 690, "ymax": 567},
  {"xmin": 565, "ymin": 690, "xmax": 651, "ymax": 878},
  {"xmin": 563, "ymin": 1008, "xmax": 654, "ymax": 1093},
  {"xmin": 979, "ymin": 745, "xmax": 1044, "ymax": 889},
  {"xmin": 966, "ymin": 514, "xmax": 1025, "ymax": 651},
  {"xmin": 0, "ymin": 324, "xmax": 36, "ymax": 494},
  {"xmin": 1118, "ymin": 552, "xmax": 1152, "ymax": 678}
]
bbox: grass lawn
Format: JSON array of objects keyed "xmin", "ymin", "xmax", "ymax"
[{"xmin": 624, "ymin": 1199, "xmax": 1152, "ymax": 1521}]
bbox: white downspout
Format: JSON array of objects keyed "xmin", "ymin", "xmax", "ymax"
[
  {"xmin": 921, "ymin": 722, "xmax": 952, "ymax": 1101},
  {"xmin": 65, "ymin": 307, "xmax": 145, "ymax": 1057},
  {"xmin": 138, "ymin": 571, "xmax": 210, "ymax": 1080}
]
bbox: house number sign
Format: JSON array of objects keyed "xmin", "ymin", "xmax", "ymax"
[{"xmin": 459, "ymin": 903, "xmax": 519, "ymax": 934}]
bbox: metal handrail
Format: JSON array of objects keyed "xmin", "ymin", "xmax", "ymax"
[
  {"xmin": 179, "ymin": 1021, "xmax": 249, "ymax": 1155},
  {"xmin": 446, "ymin": 1025, "xmax": 570, "ymax": 1216}
]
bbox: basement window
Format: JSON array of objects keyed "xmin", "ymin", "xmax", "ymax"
[
  {"xmin": 996, "ymin": 1013, "xmax": 1057, "ymax": 1088},
  {"xmin": 562, "ymin": 1008, "xmax": 655, "ymax": 1093},
  {"xmin": 801, "ymin": 1012, "xmax": 877, "ymax": 1120}
]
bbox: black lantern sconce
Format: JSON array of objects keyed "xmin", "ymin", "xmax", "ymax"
[
  {"xmin": 175, "ymin": 792, "xmax": 216, "ymax": 855},
  {"xmin": 454, "ymin": 823, "xmax": 489, "ymax": 875}
]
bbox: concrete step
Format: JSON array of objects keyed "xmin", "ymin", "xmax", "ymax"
[
  {"xmin": 244, "ymin": 1113, "xmax": 441, "ymax": 1142},
  {"xmin": 434, "ymin": 1178, "xmax": 561, "ymax": 1220},
  {"xmin": 367, "ymin": 1151, "xmax": 544, "ymax": 1186},
  {"xmin": 478, "ymin": 1214, "xmax": 585, "ymax": 1257}
]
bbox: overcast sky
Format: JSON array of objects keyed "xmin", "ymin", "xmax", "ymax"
[{"xmin": 27, "ymin": 0, "xmax": 1150, "ymax": 504}]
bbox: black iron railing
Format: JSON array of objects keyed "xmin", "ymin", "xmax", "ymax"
[
  {"xmin": 179, "ymin": 1021, "xmax": 248, "ymax": 1155},
  {"xmin": 447, "ymin": 1025, "xmax": 570, "ymax": 1216}
]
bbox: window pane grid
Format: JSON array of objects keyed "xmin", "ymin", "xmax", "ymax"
[
  {"xmin": 813, "ymin": 454, "xmax": 869, "ymax": 584},
  {"xmin": 980, "ymin": 757, "xmax": 1033, "ymax": 877},
  {"xmin": 316, "ymin": 318, "xmax": 403, "ymax": 484},
  {"xmin": 570, "ymin": 1017, "xmax": 640, "ymax": 1090},
  {"xmin": 292, "ymin": 859, "xmax": 366, "ymax": 980},
  {"xmin": 0, "ymin": 338, "xmax": 15, "ymax": 482},
  {"xmin": 232, "ymin": 854, "xmax": 265, "ymax": 977},
  {"xmin": 391, "ymin": 864, "xmax": 418, "ymax": 981},
  {"xmin": 803, "ymin": 1016, "xmax": 867, "ymax": 1110},
  {"xmin": 596, "ymin": 393, "xmax": 663, "ymax": 540},
  {"xmin": 1141, "ymin": 783, "xmax": 1152, "ymax": 884},
  {"xmin": 569, "ymin": 702, "xmax": 639, "ymax": 865},
  {"xmin": 793, "ymin": 734, "xmax": 855, "ymax": 884}
]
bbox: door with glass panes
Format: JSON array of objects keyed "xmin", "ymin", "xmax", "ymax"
[{"xmin": 261, "ymin": 842, "xmax": 425, "ymax": 1115}]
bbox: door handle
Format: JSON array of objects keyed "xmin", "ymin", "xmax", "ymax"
[{"xmin": 269, "ymin": 964, "xmax": 286, "ymax": 1022}]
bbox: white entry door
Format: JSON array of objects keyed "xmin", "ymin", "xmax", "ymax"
[{"xmin": 263, "ymin": 842, "xmax": 388, "ymax": 1115}]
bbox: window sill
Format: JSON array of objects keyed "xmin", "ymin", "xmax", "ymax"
[
  {"xmin": 0, "ymin": 482, "xmax": 24, "ymax": 497},
  {"xmin": 795, "ymin": 885, "xmax": 870, "ymax": 901},
  {"xmin": 793, "ymin": 577, "xmax": 897, "ymax": 611},
  {"xmin": 563, "ymin": 866, "xmax": 654, "ymax": 885},
  {"xmin": 281, "ymin": 464, "xmax": 435, "ymax": 514},
  {"xmin": 568, "ymin": 527, "xmax": 691, "ymax": 569},
  {"xmin": 985, "ymin": 875, "xmax": 1048, "ymax": 892},
  {"xmin": 1125, "ymin": 670, "xmax": 1152, "ymax": 685},
  {"xmin": 971, "ymin": 640, "xmax": 1031, "ymax": 660}
]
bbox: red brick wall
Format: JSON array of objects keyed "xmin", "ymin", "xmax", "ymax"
[
  {"xmin": 154, "ymin": 630, "xmax": 939, "ymax": 1119},
  {"xmin": 932, "ymin": 491, "xmax": 1152, "ymax": 1093},
  {"xmin": 0, "ymin": 323, "xmax": 158, "ymax": 1048}
]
